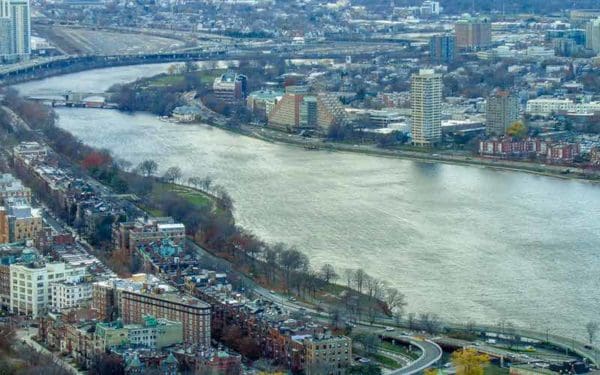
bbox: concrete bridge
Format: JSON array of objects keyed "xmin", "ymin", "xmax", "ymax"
[
  {"xmin": 0, "ymin": 47, "xmax": 407, "ymax": 85},
  {"xmin": 25, "ymin": 91, "xmax": 110, "ymax": 107},
  {"xmin": 380, "ymin": 334, "xmax": 443, "ymax": 375},
  {"xmin": 444, "ymin": 324, "xmax": 600, "ymax": 366}
]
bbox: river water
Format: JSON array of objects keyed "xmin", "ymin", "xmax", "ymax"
[{"xmin": 14, "ymin": 64, "xmax": 600, "ymax": 338}]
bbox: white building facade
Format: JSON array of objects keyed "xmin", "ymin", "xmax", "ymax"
[
  {"xmin": 50, "ymin": 280, "xmax": 93, "ymax": 311},
  {"xmin": 526, "ymin": 98, "xmax": 600, "ymax": 116},
  {"xmin": 10, "ymin": 262, "xmax": 87, "ymax": 317}
]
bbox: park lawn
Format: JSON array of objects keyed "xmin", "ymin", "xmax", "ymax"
[
  {"xmin": 381, "ymin": 341, "xmax": 421, "ymax": 360},
  {"xmin": 138, "ymin": 204, "xmax": 164, "ymax": 218},
  {"xmin": 371, "ymin": 353, "xmax": 401, "ymax": 369},
  {"xmin": 147, "ymin": 74, "xmax": 186, "ymax": 87},
  {"xmin": 146, "ymin": 69, "xmax": 227, "ymax": 88},
  {"xmin": 484, "ymin": 364, "xmax": 510, "ymax": 375},
  {"xmin": 148, "ymin": 182, "xmax": 214, "ymax": 214}
]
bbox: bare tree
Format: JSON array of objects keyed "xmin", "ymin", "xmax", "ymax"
[
  {"xmin": 407, "ymin": 312, "xmax": 417, "ymax": 330},
  {"xmin": 201, "ymin": 176, "xmax": 213, "ymax": 192},
  {"xmin": 365, "ymin": 275, "xmax": 385, "ymax": 324},
  {"xmin": 187, "ymin": 176, "xmax": 202, "ymax": 188},
  {"xmin": 419, "ymin": 313, "xmax": 442, "ymax": 335},
  {"xmin": 497, "ymin": 319, "xmax": 517, "ymax": 348},
  {"xmin": 385, "ymin": 287, "xmax": 407, "ymax": 324},
  {"xmin": 586, "ymin": 321, "xmax": 599, "ymax": 345},
  {"xmin": 137, "ymin": 159, "xmax": 158, "ymax": 177},
  {"xmin": 354, "ymin": 333, "xmax": 381, "ymax": 355},
  {"xmin": 277, "ymin": 246, "xmax": 309, "ymax": 291},
  {"xmin": 114, "ymin": 158, "xmax": 132, "ymax": 171},
  {"xmin": 353, "ymin": 268, "xmax": 366, "ymax": 294},
  {"xmin": 163, "ymin": 166, "xmax": 183, "ymax": 183},
  {"xmin": 185, "ymin": 60, "xmax": 199, "ymax": 72},
  {"xmin": 319, "ymin": 263, "xmax": 338, "ymax": 283},
  {"xmin": 263, "ymin": 245, "xmax": 280, "ymax": 283},
  {"xmin": 344, "ymin": 268, "xmax": 354, "ymax": 289},
  {"xmin": 466, "ymin": 320, "xmax": 477, "ymax": 335}
]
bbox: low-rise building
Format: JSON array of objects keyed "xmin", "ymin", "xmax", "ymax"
[
  {"xmin": 194, "ymin": 348, "xmax": 242, "ymax": 375},
  {"xmin": 172, "ymin": 105, "xmax": 201, "ymax": 122},
  {"xmin": 300, "ymin": 334, "xmax": 353, "ymax": 375},
  {"xmin": 479, "ymin": 138, "xmax": 581, "ymax": 163},
  {"xmin": 95, "ymin": 315, "xmax": 183, "ymax": 350},
  {"xmin": 526, "ymin": 98, "xmax": 600, "ymax": 116},
  {"xmin": 0, "ymin": 173, "xmax": 31, "ymax": 204},
  {"xmin": 547, "ymin": 143, "xmax": 581, "ymax": 163},
  {"xmin": 12, "ymin": 141, "xmax": 48, "ymax": 161},
  {"xmin": 50, "ymin": 279, "xmax": 93, "ymax": 312},
  {"xmin": 247, "ymin": 89, "xmax": 283, "ymax": 121},
  {"xmin": 113, "ymin": 217, "xmax": 185, "ymax": 254},
  {"xmin": 213, "ymin": 72, "xmax": 248, "ymax": 102},
  {"xmin": 0, "ymin": 199, "xmax": 43, "ymax": 243}
]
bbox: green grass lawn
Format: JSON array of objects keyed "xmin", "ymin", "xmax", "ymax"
[
  {"xmin": 145, "ymin": 69, "xmax": 227, "ymax": 88},
  {"xmin": 371, "ymin": 353, "xmax": 401, "ymax": 369},
  {"xmin": 484, "ymin": 364, "xmax": 509, "ymax": 375},
  {"xmin": 145, "ymin": 182, "xmax": 214, "ymax": 216},
  {"xmin": 381, "ymin": 341, "xmax": 421, "ymax": 360},
  {"xmin": 148, "ymin": 74, "xmax": 185, "ymax": 87}
]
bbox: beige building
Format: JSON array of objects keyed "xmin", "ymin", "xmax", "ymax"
[
  {"xmin": 95, "ymin": 315, "xmax": 183, "ymax": 350},
  {"xmin": 411, "ymin": 69, "xmax": 442, "ymax": 147},
  {"xmin": 268, "ymin": 86, "xmax": 347, "ymax": 133},
  {"xmin": 486, "ymin": 90, "xmax": 520, "ymax": 136},
  {"xmin": 0, "ymin": 199, "xmax": 42, "ymax": 243}
]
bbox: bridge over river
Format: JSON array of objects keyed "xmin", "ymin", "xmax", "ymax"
[{"xmin": 0, "ymin": 45, "xmax": 409, "ymax": 85}]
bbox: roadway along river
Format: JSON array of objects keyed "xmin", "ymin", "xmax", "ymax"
[{"xmin": 14, "ymin": 64, "xmax": 600, "ymax": 339}]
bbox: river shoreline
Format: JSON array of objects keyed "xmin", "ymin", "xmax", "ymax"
[{"xmin": 187, "ymin": 116, "xmax": 600, "ymax": 184}]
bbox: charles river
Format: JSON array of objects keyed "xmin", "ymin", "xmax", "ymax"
[{"xmin": 14, "ymin": 63, "xmax": 600, "ymax": 339}]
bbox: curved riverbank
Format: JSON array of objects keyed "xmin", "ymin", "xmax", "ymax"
[{"xmin": 14, "ymin": 65, "xmax": 600, "ymax": 341}]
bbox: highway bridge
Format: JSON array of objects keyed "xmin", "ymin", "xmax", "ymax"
[
  {"xmin": 470, "ymin": 325, "xmax": 600, "ymax": 366},
  {"xmin": 0, "ymin": 46, "xmax": 406, "ymax": 85},
  {"xmin": 381, "ymin": 334, "xmax": 443, "ymax": 375}
]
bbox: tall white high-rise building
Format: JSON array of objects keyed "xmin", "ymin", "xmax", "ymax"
[
  {"xmin": 411, "ymin": 69, "xmax": 442, "ymax": 147},
  {"xmin": 0, "ymin": 0, "xmax": 30, "ymax": 61}
]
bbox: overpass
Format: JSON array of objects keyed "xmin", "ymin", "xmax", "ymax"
[
  {"xmin": 381, "ymin": 334, "xmax": 443, "ymax": 375},
  {"xmin": 0, "ymin": 47, "xmax": 406, "ymax": 85},
  {"xmin": 472, "ymin": 325, "xmax": 600, "ymax": 366}
]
